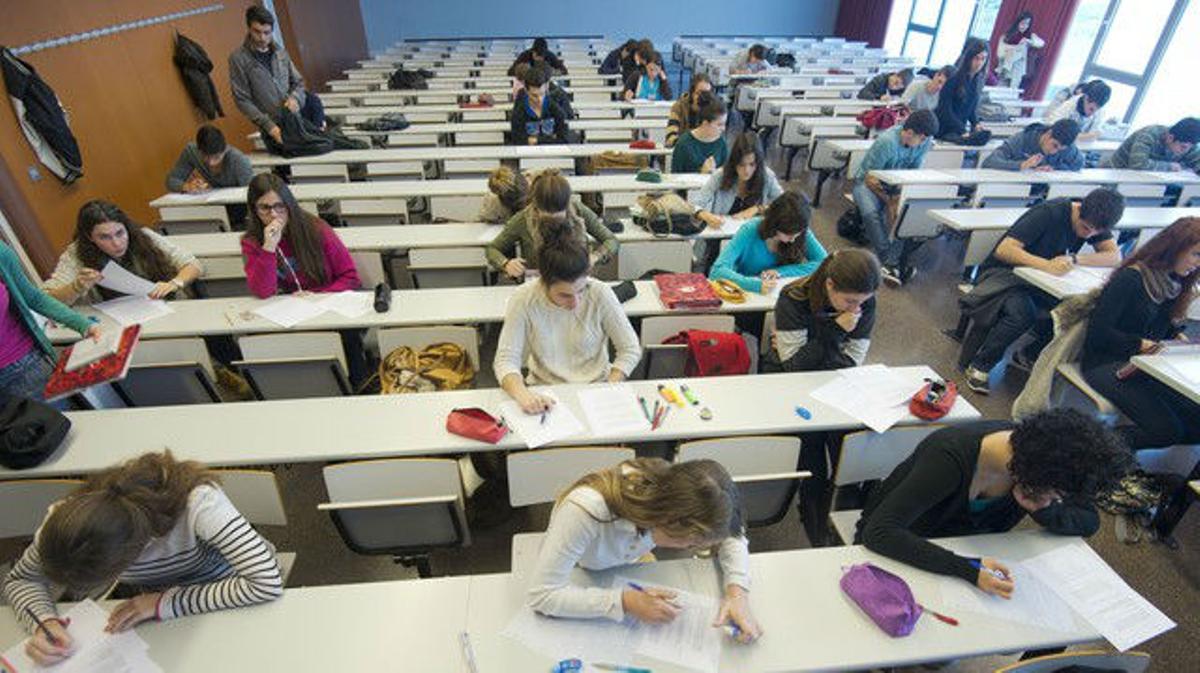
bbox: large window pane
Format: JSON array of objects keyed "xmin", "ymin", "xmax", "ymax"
[
  {"xmin": 903, "ymin": 31, "xmax": 935, "ymax": 64},
  {"xmin": 969, "ymin": 0, "xmax": 1003, "ymax": 39},
  {"xmin": 929, "ymin": 0, "xmax": 977, "ymax": 68},
  {"xmin": 1094, "ymin": 0, "xmax": 1174, "ymax": 75},
  {"xmin": 1048, "ymin": 0, "xmax": 1110, "ymax": 92},
  {"xmin": 884, "ymin": 0, "xmax": 916, "ymax": 55},
  {"xmin": 912, "ymin": 0, "xmax": 943, "ymax": 26},
  {"xmin": 1134, "ymin": 0, "xmax": 1200, "ymax": 126},
  {"xmin": 1098, "ymin": 79, "xmax": 1137, "ymax": 122}
]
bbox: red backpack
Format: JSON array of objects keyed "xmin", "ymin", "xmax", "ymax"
[
  {"xmin": 662, "ymin": 330, "xmax": 751, "ymax": 377},
  {"xmin": 856, "ymin": 105, "xmax": 909, "ymax": 131}
]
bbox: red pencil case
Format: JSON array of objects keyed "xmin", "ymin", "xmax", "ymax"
[
  {"xmin": 629, "ymin": 139, "xmax": 656, "ymax": 149},
  {"xmin": 446, "ymin": 407, "xmax": 508, "ymax": 444}
]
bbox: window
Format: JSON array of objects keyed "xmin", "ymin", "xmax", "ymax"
[
  {"xmin": 969, "ymin": 0, "xmax": 1003, "ymax": 39},
  {"xmin": 1134, "ymin": 0, "xmax": 1200, "ymax": 126},
  {"xmin": 1048, "ymin": 0, "xmax": 1110, "ymax": 92},
  {"xmin": 884, "ymin": 0, "xmax": 985, "ymax": 67},
  {"xmin": 1093, "ymin": 0, "xmax": 1176, "ymax": 74}
]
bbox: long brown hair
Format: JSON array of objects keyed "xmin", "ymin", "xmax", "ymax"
[
  {"xmin": 74, "ymin": 200, "xmax": 177, "ymax": 298},
  {"xmin": 1113, "ymin": 217, "xmax": 1200, "ymax": 321},
  {"xmin": 783, "ymin": 248, "xmax": 882, "ymax": 312},
  {"xmin": 242, "ymin": 172, "xmax": 328, "ymax": 285},
  {"xmin": 36, "ymin": 451, "xmax": 218, "ymax": 593},
  {"xmin": 488, "ymin": 166, "xmax": 530, "ymax": 214},
  {"xmin": 720, "ymin": 132, "xmax": 766, "ymax": 198},
  {"xmin": 526, "ymin": 169, "xmax": 586, "ymax": 250},
  {"xmin": 757, "ymin": 191, "xmax": 811, "ymax": 265},
  {"xmin": 559, "ymin": 458, "xmax": 744, "ymax": 543}
]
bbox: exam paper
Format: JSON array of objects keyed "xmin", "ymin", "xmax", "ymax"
[
  {"xmin": 1022, "ymin": 543, "xmax": 1175, "ymax": 651},
  {"xmin": 98, "ymin": 261, "xmax": 157, "ymax": 297},
  {"xmin": 93, "ymin": 296, "xmax": 174, "ymax": 326},
  {"xmin": 251, "ymin": 295, "xmax": 327, "ymax": 328},
  {"xmin": 503, "ymin": 606, "xmax": 638, "ymax": 665},
  {"xmin": 618, "ymin": 577, "xmax": 721, "ymax": 673},
  {"xmin": 316, "ymin": 290, "xmax": 373, "ymax": 318},
  {"xmin": 577, "ymin": 384, "xmax": 652, "ymax": 435},
  {"xmin": 810, "ymin": 365, "xmax": 928, "ymax": 432},
  {"xmin": 499, "ymin": 390, "xmax": 585, "ymax": 448},
  {"xmin": 1, "ymin": 600, "xmax": 163, "ymax": 673},
  {"xmin": 937, "ymin": 561, "xmax": 1077, "ymax": 633}
]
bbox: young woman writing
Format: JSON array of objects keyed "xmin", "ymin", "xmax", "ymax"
[
  {"xmin": 670, "ymin": 92, "xmax": 728, "ymax": 174},
  {"xmin": 478, "ymin": 166, "xmax": 530, "ymax": 224},
  {"xmin": 709, "ymin": 191, "xmax": 827, "ymax": 294}
]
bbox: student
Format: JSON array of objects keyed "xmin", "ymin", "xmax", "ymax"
[
  {"xmin": 770, "ymin": 248, "xmax": 881, "ymax": 372},
  {"xmin": 0, "ymin": 242, "xmax": 98, "ymax": 400},
  {"xmin": 856, "ymin": 68, "xmax": 914, "ymax": 101},
  {"xmin": 850, "ymin": 109, "xmax": 938, "ymax": 286},
  {"xmin": 981, "ymin": 119, "xmax": 1083, "ymax": 172},
  {"xmin": 900, "ymin": 66, "xmax": 953, "ymax": 112},
  {"xmin": 671, "ymin": 92, "xmax": 728, "ymax": 174},
  {"xmin": 493, "ymin": 227, "xmax": 640, "ymax": 412},
  {"xmin": 508, "ymin": 37, "xmax": 568, "ymax": 76},
  {"xmin": 996, "ymin": 11, "xmax": 1044, "ymax": 89},
  {"xmin": 229, "ymin": 6, "xmax": 318, "ymax": 145},
  {"xmin": 667, "ymin": 73, "xmax": 713, "ymax": 148},
  {"xmin": 44, "ymin": 200, "xmax": 204, "ymax": 305},
  {"xmin": 1082, "ymin": 217, "xmax": 1200, "ymax": 450},
  {"xmin": 1103, "ymin": 117, "xmax": 1200, "ymax": 172},
  {"xmin": 510, "ymin": 65, "xmax": 570, "ymax": 146},
  {"xmin": 2, "ymin": 451, "xmax": 283, "ymax": 665},
  {"xmin": 623, "ymin": 50, "xmax": 673, "ymax": 102},
  {"xmin": 165, "ymin": 125, "xmax": 252, "ymax": 193},
  {"xmin": 527, "ymin": 457, "xmax": 761, "ymax": 640},
  {"xmin": 730, "ymin": 44, "xmax": 768, "ymax": 75},
  {"xmin": 856, "ymin": 410, "xmax": 1129, "ymax": 597},
  {"xmin": 478, "ymin": 166, "xmax": 530, "ymax": 224},
  {"xmin": 624, "ymin": 39, "xmax": 655, "ymax": 81},
  {"xmin": 241, "ymin": 173, "xmax": 359, "ymax": 298},
  {"xmin": 600, "ymin": 39, "xmax": 638, "ymax": 76},
  {"xmin": 936, "ymin": 38, "xmax": 989, "ymax": 143},
  {"xmin": 691, "ymin": 132, "xmax": 784, "ymax": 228},
  {"xmin": 960, "ymin": 188, "xmax": 1124, "ymax": 394},
  {"xmin": 1043, "ymin": 79, "xmax": 1110, "ymax": 141},
  {"xmin": 485, "ymin": 170, "xmax": 619, "ymax": 280},
  {"xmin": 709, "ymin": 191, "xmax": 828, "ymax": 294}
]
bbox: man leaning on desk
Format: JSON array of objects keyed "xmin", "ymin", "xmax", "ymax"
[{"xmin": 981, "ymin": 119, "xmax": 1083, "ymax": 172}]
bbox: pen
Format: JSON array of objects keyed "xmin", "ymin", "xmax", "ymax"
[
  {"xmin": 918, "ymin": 604, "xmax": 959, "ymax": 626},
  {"xmin": 25, "ymin": 608, "xmax": 60, "ymax": 646},
  {"xmin": 794, "ymin": 405, "xmax": 812, "ymax": 420},
  {"xmin": 638, "ymin": 395, "xmax": 651, "ymax": 424},
  {"xmin": 459, "ymin": 631, "xmax": 479, "ymax": 673},
  {"xmin": 969, "ymin": 559, "xmax": 1009, "ymax": 580},
  {"xmin": 626, "ymin": 581, "xmax": 680, "ymax": 607},
  {"xmin": 540, "ymin": 410, "xmax": 547, "ymax": 425},
  {"xmin": 680, "ymin": 384, "xmax": 699, "ymax": 405}
]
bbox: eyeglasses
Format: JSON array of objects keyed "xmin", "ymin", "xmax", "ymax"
[{"xmin": 255, "ymin": 202, "xmax": 288, "ymax": 215}]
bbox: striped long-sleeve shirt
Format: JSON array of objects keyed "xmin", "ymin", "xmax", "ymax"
[{"xmin": 2, "ymin": 485, "xmax": 283, "ymax": 632}]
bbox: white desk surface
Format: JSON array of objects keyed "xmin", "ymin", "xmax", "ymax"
[
  {"xmin": 829, "ymin": 138, "xmax": 1120, "ymax": 155},
  {"xmin": 247, "ymin": 117, "xmax": 667, "ymax": 142},
  {"xmin": 930, "ymin": 207, "xmax": 1199, "ymax": 232},
  {"xmin": 1132, "ymin": 353, "xmax": 1200, "ymax": 406},
  {"xmin": 47, "ymin": 278, "xmax": 773, "ymax": 343},
  {"xmin": 169, "ymin": 219, "xmax": 742, "ymax": 259},
  {"xmin": 150, "ymin": 173, "xmax": 709, "ymax": 209},
  {"xmin": 322, "ymin": 84, "xmax": 620, "ymax": 102},
  {"xmin": 1014, "ymin": 265, "xmax": 1113, "ymax": 300},
  {"xmin": 324, "ymin": 100, "xmax": 672, "ymax": 115},
  {"xmin": 873, "ymin": 167, "xmax": 1200, "ymax": 186},
  {"xmin": 248, "ymin": 142, "xmax": 670, "ymax": 167},
  {"xmin": 6, "ymin": 369, "xmax": 977, "ymax": 479}
]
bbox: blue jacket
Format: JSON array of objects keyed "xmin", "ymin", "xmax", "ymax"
[
  {"xmin": 0, "ymin": 242, "xmax": 91, "ymax": 357},
  {"xmin": 854, "ymin": 126, "xmax": 931, "ymax": 180},
  {"xmin": 709, "ymin": 219, "xmax": 828, "ymax": 293}
]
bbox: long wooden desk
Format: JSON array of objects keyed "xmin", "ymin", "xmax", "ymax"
[
  {"xmin": 2, "ymin": 369, "xmax": 979, "ymax": 479},
  {"xmin": 247, "ymin": 142, "xmax": 670, "ymax": 169}
]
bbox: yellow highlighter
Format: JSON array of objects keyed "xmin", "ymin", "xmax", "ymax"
[{"xmin": 657, "ymin": 384, "xmax": 684, "ymax": 408}]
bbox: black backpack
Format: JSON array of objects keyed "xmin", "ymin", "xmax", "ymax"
[
  {"xmin": 836, "ymin": 203, "xmax": 870, "ymax": 246},
  {"xmin": 388, "ymin": 67, "xmax": 428, "ymax": 90},
  {"xmin": 356, "ymin": 113, "xmax": 410, "ymax": 132},
  {"xmin": 0, "ymin": 394, "xmax": 71, "ymax": 470},
  {"xmin": 774, "ymin": 52, "xmax": 796, "ymax": 69},
  {"xmin": 264, "ymin": 110, "xmax": 333, "ymax": 157}
]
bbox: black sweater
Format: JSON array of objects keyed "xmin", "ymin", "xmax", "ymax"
[
  {"xmin": 856, "ymin": 421, "xmax": 1101, "ymax": 584},
  {"xmin": 856, "ymin": 73, "xmax": 902, "ymax": 100},
  {"xmin": 508, "ymin": 49, "xmax": 567, "ymax": 76},
  {"xmin": 510, "ymin": 90, "xmax": 570, "ymax": 145},
  {"xmin": 1082, "ymin": 266, "xmax": 1183, "ymax": 370},
  {"xmin": 936, "ymin": 75, "xmax": 982, "ymax": 138},
  {"xmin": 773, "ymin": 291, "xmax": 876, "ymax": 371}
]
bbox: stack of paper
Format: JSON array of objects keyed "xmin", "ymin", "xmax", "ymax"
[
  {"xmin": 316, "ymin": 291, "xmax": 373, "ymax": 318},
  {"xmin": 1, "ymin": 600, "xmax": 163, "ymax": 673},
  {"xmin": 937, "ymin": 561, "xmax": 1077, "ymax": 632},
  {"xmin": 93, "ymin": 296, "xmax": 174, "ymax": 326},
  {"xmin": 810, "ymin": 364, "xmax": 929, "ymax": 432},
  {"xmin": 251, "ymin": 296, "xmax": 327, "ymax": 328},
  {"xmin": 499, "ymin": 390, "xmax": 585, "ymax": 448},
  {"xmin": 576, "ymin": 384, "xmax": 651, "ymax": 435}
]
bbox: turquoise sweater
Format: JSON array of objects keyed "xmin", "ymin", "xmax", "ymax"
[
  {"xmin": 0, "ymin": 243, "xmax": 91, "ymax": 356},
  {"xmin": 709, "ymin": 219, "xmax": 827, "ymax": 293}
]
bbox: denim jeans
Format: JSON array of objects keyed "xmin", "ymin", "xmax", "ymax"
[
  {"xmin": 0, "ymin": 349, "xmax": 53, "ymax": 400},
  {"xmin": 851, "ymin": 181, "xmax": 901, "ymax": 266}
]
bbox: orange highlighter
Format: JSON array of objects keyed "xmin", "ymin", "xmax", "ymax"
[{"xmin": 657, "ymin": 384, "xmax": 684, "ymax": 408}]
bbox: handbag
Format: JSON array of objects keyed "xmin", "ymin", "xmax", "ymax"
[
  {"xmin": 663, "ymin": 330, "xmax": 751, "ymax": 377},
  {"xmin": 633, "ymin": 193, "xmax": 704, "ymax": 237},
  {"xmin": 709, "ymin": 279, "xmax": 746, "ymax": 304},
  {"xmin": 840, "ymin": 563, "xmax": 922, "ymax": 637},
  {"xmin": 0, "ymin": 394, "xmax": 71, "ymax": 469},
  {"xmin": 446, "ymin": 408, "xmax": 508, "ymax": 444},
  {"xmin": 909, "ymin": 378, "xmax": 957, "ymax": 420}
]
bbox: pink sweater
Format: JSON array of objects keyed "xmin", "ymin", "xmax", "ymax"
[{"xmin": 241, "ymin": 220, "xmax": 361, "ymax": 298}]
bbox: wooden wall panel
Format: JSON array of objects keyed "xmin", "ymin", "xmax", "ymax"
[
  {"xmin": 0, "ymin": 1, "xmax": 258, "ymax": 274},
  {"xmin": 274, "ymin": 0, "xmax": 369, "ymax": 92}
]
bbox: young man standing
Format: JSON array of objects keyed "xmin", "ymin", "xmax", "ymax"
[
  {"xmin": 1103, "ymin": 117, "xmax": 1200, "ymax": 172},
  {"xmin": 851, "ymin": 109, "xmax": 939, "ymax": 286},
  {"xmin": 959, "ymin": 188, "xmax": 1124, "ymax": 394},
  {"xmin": 165, "ymin": 125, "xmax": 252, "ymax": 193},
  {"xmin": 228, "ymin": 6, "xmax": 319, "ymax": 146},
  {"xmin": 982, "ymin": 119, "xmax": 1084, "ymax": 171}
]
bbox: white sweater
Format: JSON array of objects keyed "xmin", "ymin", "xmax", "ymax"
[
  {"xmin": 2, "ymin": 485, "xmax": 283, "ymax": 632},
  {"xmin": 527, "ymin": 486, "xmax": 751, "ymax": 621},
  {"xmin": 494, "ymin": 278, "xmax": 642, "ymax": 385}
]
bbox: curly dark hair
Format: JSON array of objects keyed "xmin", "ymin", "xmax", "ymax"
[{"xmin": 1009, "ymin": 409, "xmax": 1132, "ymax": 499}]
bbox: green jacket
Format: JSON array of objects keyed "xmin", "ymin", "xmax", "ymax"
[
  {"xmin": 485, "ymin": 203, "xmax": 619, "ymax": 272},
  {"xmin": 0, "ymin": 242, "xmax": 91, "ymax": 357}
]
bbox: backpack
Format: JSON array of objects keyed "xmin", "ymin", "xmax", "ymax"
[
  {"xmin": 774, "ymin": 52, "xmax": 796, "ymax": 69},
  {"xmin": 633, "ymin": 192, "xmax": 704, "ymax": 237},
  {"xmin": 856, "ymin": 106, "xmax": 908, "ymax": 131},
  {"xmin": 836, "ymin": 204, "xmax": 870, "ymax": 246},
  {"xmin": 591, "ymin": 150, "xmax": 648, "ymax": 171},
  {"xmin": 356, "ymin": 113, "xmax": 410, "ymax": 132},
  {"xmin": 388, "ymin": 67, "xmax": 428, "ymax": 90},
  {"xmin": 662, "ymin": 330, "xmax": 751, "ymax": 377},
  {"xmin": 377, "ymin": 343, "xmax": 475, "ymax": 394}
]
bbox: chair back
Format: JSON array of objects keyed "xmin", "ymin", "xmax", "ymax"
[
  {"xmin": 237, "ymin": 357, "xmax": 351, "ymax": 399},
  {"xmin": 639, "ymin": 314, "xmax": 736, "ymax": 378},
  {"xmin": 215, "ymin": 470, "xmax": 288, "ymax": 526},
  {"xmin": 238, "ymin": 332, "xmax": 349, "ymax": 378},
  {"xmin": 408, "ymin": 247, "xmax": 488, "ymax": 288},
  {"xmin": 114, "ymin": 363, "xmax": 222, "ymax": 406},
  {"xmin": 678, "ymin": 436, "xmax": 806, "ymax": 527},
  {"xmin": 617, "ymin": 241, "xmax": 693, "ymax": 280},
  {"xmin": 833, "ymin": 426, "xmax": 943, "ymax": 486},
  {"xmin": 507, "ymin": 447, "xmax": 635, "ymax": 507},
  {"xmin": 377, "ymin": 326, "xmax": 481, "ymax": 371},
  {"xmin": 993, "ymin": 650, "xmax": 1150, "ymax": 673}
]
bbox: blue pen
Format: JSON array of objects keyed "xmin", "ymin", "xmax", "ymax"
[
  {"xmin": 722, "ymin": 621, "xmax": 741, "ymax": 639},
  {"xmin": 794, "ymin": 405, "xmax": 812, "ymax": 420},
  {"xmin": 969, "ymin": 559, "xmax": 1008, "ymax": 580}
]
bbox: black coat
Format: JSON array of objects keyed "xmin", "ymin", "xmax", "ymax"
[
  {"xmin": 0, "ymin": 47, "xmax": 83, "ymax": 183},
  {"xmin": 173, "ymin": 32, "xmax": 224, "ymax": 120}
]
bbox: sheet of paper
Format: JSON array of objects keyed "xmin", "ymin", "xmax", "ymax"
[
  {"xmin": 93, "ymin": 296, "xmax": 174, "ymax": 326},
  {"xmin": 1022, "ymin": 543, "xmax": 1175, "ymax": 651},
  {"xmin": 616, "ymin": 577, "xmax": 722, "ymax": 673},
  {"xmin": 251, "ymin": 295, "xmax": 327, "ymax": 328},
  {"xmin": 499, "ymin": 390, "xmax": 585, "ymax": 448},
  {"xmin": 811, "ymin": 365, "xmax": 927, "ymax": 432},
  {"xmin": 316, "ymin": 291, "xmax": 373, "ymax": 318},
  {"xmin": 1166, "ymin": 356, "xmax": 1200, "ymax": 385},
  {"xmin": 97, "ymin": 261, "xmax": 157, "ymax": 298},
  {"xmin": 881, "ymin": 169, "xmax": 952, "ymax": 182},
  {"xmin": 576, "ymin": 384, "xmax": 652, "ymax": 435},
  {"xmin": 65, "ymin": 328, "xmax": 122, "ymax": 371},
  {"xmin": 2, "ymin": 600, "xmax": 162, "ymax": 673},
  {"xmin": 502, "ymin": 606, "xmax": 638, "ymax": 665},
  {"xmin": 936, "ymin": 561, "xmax": 1077, "ymax": 633}
]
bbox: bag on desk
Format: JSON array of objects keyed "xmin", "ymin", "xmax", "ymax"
[
  {"xmin": 378, "ymin": 343, "xmax": 475, "ymax": 394},
  {"xmin": 909, "ymin": 378, "xmax": 957, "ymax": 421},
  {"xmin": 0, "ymin": 394, "xmax": 71, "ymax": 469},
  {"xmin": 840, "ymin": 563, "xmax": 921, "ymax": 637},
  {"xmin": 446, "ymin": 408, "xmax": 508, "ymax": 444},
  {"xmin": 856, "ymin": 105, "xmax": 908, "ymax": 131},
  {"xmin": 633, "ymin": 193, "xmax": 704, "ymax": 237},
  {"xmin": 663, "ymin": 330, "xmax": 751, "ymax": 377}
]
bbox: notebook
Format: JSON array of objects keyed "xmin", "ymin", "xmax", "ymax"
[
  {"xmin": 654, "ymin": 273, "xmax": 722, "ymax": 310},
  {"xmin": 43, "ymin": 325, "xmax": 141, "ymax": 401}
]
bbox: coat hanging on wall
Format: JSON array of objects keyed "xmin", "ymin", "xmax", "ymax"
[
  {"xmin": 172, "ymin": 31, "xmax": 224, "ymax": 120},
  {"xmin": 0, "ymin": 47, "xmax": 83, "ymax": 184}
]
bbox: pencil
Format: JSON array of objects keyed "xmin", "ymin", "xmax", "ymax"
[{"xmin": 24, "ymin": 607, "xmax": 60, "ymax": 646}]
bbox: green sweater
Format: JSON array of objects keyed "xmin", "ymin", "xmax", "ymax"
[
  {"xmin": 671, "ymin": 131, "xmax": 729, "ymax": 174},
  {"xmin": 0, "ymin": 243, "xmax": 92, "ymax": 357},
  {"xmin": 485, "ymin": 203, "xmax": 619, "ymax": 271}
]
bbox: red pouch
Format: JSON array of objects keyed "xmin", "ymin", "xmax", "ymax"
[
  {"xmin": 909, "ymin": 379, "xmax": 957, "ymax": 421},
  {"xmin": 629, "ymin": 139, "xmax": 656, "ymax": 149},
  {"xmin": 663, "ymin": 330, "xmax": 751, "ymax": 377},
  {"xmin": 446, "ymin": 407, "xmax": 508, "ymax": 443}
]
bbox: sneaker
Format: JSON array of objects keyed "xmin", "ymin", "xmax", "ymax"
[
  {"xmin": 881, "ymin": 265, "xmax": 903, "ymax": 288},
  {"xmin": 964, "ymin": 366, "xmax": 991, "ymax": 394}
]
